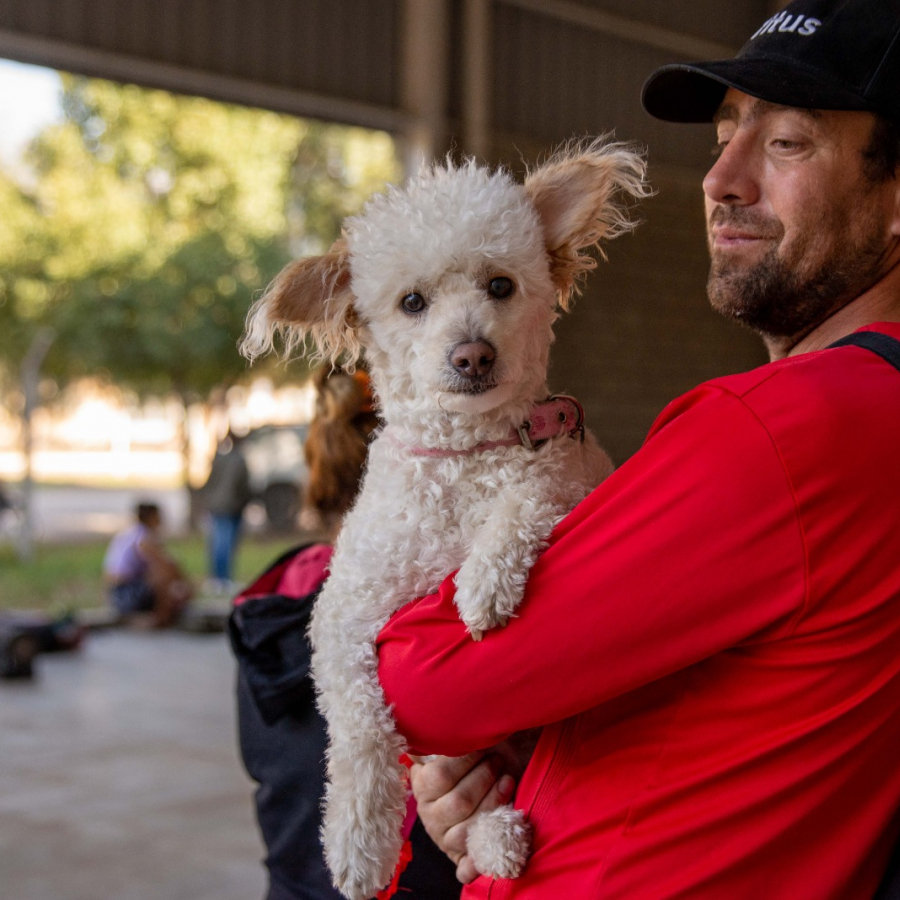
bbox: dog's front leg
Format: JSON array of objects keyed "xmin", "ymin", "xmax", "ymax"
[
  {"xmin": 453, "ymin": 486, "xmax": 563, "ymax": 640},
  {"xmin": 320, "ymin": 661, "xmax": 409, "ymax": 899},
  {"xmin": 311, "ymin": 578, "xmax": 410, "ymax": 900}
]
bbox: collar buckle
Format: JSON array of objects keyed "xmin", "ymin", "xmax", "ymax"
[{"xmin": 516, "ymin": 423, "xmax": 535, "ymax": 450}]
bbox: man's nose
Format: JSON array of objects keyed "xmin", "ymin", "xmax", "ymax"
[{"xmin": 702, "ymin": 136, "xmax": 760, "ymax": 207}]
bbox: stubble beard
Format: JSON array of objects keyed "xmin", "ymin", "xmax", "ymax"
[{"xmin": 706, "ymin": 208, "xmax": 887, "ymax": 340}]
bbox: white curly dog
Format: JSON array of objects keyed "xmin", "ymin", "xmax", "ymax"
[{"xmin": 241, "ymin": 140, "xmax": 648, "ymax": 900}]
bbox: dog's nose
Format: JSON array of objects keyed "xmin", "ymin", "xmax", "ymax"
[{"xmin": 450, "ymin": 340, "xmax": 496, "ymax": 379}]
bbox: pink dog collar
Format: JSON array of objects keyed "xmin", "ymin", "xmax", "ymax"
[{"xmin": 397, "ymin": 395, "xmax": 586, "ymax": 458}]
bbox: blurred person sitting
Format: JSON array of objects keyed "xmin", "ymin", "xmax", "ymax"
[
  {"xmin": 103, "ymin": 502, "xmax": 194, "ymax": 628},
  {"xmin": 229, "ymin": 367, "xmax": 459, "ymax": 900},
  {"xmin": 201, "ymin": 429, "xmax": 252, "ymax": 594}
]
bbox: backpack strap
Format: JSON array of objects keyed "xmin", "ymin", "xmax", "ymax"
[
  {"xmin": 828, "ymin": 331, "xmax": 900, "ymax": 373},
  {"xmin": 835, "ymin": 330, "xmax": 900, "ymax": 900}
]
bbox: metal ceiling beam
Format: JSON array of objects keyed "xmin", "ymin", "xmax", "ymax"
[
  {"xmin": 501, "ymin": 0, "xmax": 739, "ymax": 59},
  {"xmin": 0, "ymin": 26, "xmax": 409, "ymax": 134},
  {"xmin": 399, "ymin": 0, "xmax": 451, "ymax": 171},
  {"xmin": 462, "ymin": 0, "xmax": 492, "ymax": 160}
]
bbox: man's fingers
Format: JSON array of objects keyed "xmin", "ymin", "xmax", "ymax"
[
  {"xmin": 417, "ymin": 754, "xmax": 504, "ymax": 829},
  {"xmin": 410, "ymin": 751, "xmax": 489, "ymax": 804},
  {"xmin": 441, "ymin": 772, "xmax": 516, "ymax": 859},
  {"xmin": 456, "ymin": 854, "xmax": 480, "ymax": 885},
  {"xmin": 412, "ymin": 753, "xmax": 507, "ymax": 861},
  {"xmin": 410, "ymin": 742, "xmax": 534, "ymax": 882},
  {"xmin": 448, "ymin": 776, "xmax": 517, "ymax": 884}
]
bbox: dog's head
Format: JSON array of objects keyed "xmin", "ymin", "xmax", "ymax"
[{"xmin": 242, "ymin": 140, "xmax": 648, "ymax": 424}]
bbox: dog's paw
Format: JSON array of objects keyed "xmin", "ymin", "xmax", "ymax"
[
  {"xmin": 454, "ymin": 589, "xmax": 509, "ymax": 638},
  {"xmin": 326, "ymin": 834, "xmax": 397, "ymax": 900},
  {"xmin": 454, "ymin": 559, "xmax": 525, "ymax": 639},
  {"xmin": 467, "ymin": 805, "xmax": 532, "ymax": 880},
  {"xmin": 322, "ymin": 773, "xmax": 405, "ymax": 900},
  {"xmin": 330, "ymin": 865, "xmax": 378, "ymax": 900}
]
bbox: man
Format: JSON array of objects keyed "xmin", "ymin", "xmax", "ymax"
[
  {"xmin": 202, "ymin": 429, "xmax": 252, "ymax": 592},
  {"xmin": 376, "ymin": 0, "xmax": 900, "ymax": 896}
]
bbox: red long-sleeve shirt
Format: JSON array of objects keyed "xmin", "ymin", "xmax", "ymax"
[{"xmin": 378, "ymin": 324, "xmax": 900, "ymax": 899}]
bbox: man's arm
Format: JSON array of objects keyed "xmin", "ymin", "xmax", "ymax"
[{"xmin": 378, "ymin": 386, "xmax": 807, "ymax": 756}]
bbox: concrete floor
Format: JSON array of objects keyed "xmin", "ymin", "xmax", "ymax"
[{"xmin": 0, "ymin": 630, "xmax": 267, "ymax": 900}]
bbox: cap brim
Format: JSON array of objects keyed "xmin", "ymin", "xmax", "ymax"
[{"xmin": 641, "ymin": 57, "xmax": 871, "ymax": 123}]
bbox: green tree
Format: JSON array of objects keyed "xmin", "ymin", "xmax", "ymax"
[
  {"xmin": 11, "ymin": 76, "xmax": 399, "ymax": 394},
  {"xmin": 0, "ymin": 72, "xmax": 400, "ymax": 484},
  {"xmin": 0, "ymin": 73, "xmax": 399, "ymax": 559}
]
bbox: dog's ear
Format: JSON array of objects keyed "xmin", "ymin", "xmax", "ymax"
[
  {"xmin": 240, "ymin": 237, "xmax": 362, "ymax": 367},
  {"xmin": 524, "ymin": 140, "xmax": 649, "ymax": 309}
]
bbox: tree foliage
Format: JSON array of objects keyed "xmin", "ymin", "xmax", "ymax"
[{"xmin": 0, "ymin": 74, "xmax": 400, "ymax": 402}]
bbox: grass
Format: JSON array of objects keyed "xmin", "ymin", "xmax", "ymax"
[{"xmin": 0, "ymin": 532, "xmax": 304, "ymax": 614}]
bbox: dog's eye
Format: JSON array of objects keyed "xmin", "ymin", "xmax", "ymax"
[
  {"xmin": 487, "ymin": 277, "xmax": 514, "ymax": 299},
  {"xmin": 401, "ymin": 292, "xmax": 427, "ymax": 314}
]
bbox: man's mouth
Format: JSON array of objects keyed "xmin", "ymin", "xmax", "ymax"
[
  {"xmin": 710, "ymin": 226, "xmax": 772, "ymax": 249},
  {"xmin": 708, "ymin": 207, "xmax": 781, "ymax": 253}
]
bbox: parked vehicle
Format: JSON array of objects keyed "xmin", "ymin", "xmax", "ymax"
[{"xmin": 242, "ymin": 424, "xmax": 309, "ymax": 529}]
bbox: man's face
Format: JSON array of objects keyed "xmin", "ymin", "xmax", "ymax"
[{"xmin": 704, "ymin": 89, "xmax": 898, "ymax": 349}]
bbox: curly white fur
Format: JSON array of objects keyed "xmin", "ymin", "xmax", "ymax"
[
  {"xmin": 467, "ymin": 806, "xmax": 533, "ymax": 879},
  {"xmin": 242, "ymin": 140, "xmax": 649, "ymax": 899}
]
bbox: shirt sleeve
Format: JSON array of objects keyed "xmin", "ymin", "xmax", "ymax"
[{"xmin": 377, "ymin": 385, "xmax": 807, "ymax": 756}]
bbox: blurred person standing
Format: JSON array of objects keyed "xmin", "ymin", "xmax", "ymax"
[
  {"xmin": 103, "ymin": 501, "xmax": 194, "ymax": 627},
  {"xmin": 202, "ymin": 429, "xmax": 252, "ymax": 593},
  {"xmin": 229, "ymin": 367, "xmax": 459, "ymax": 900}
]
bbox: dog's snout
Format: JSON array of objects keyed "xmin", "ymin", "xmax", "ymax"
[{"xmin": 450, "ymin": 340, "xmax": 496, "ymax": 380}]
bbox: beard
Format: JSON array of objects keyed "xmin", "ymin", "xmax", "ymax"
[{"xmin": 706, "ymin": 205, "xmax": 887, "ymax": 339}]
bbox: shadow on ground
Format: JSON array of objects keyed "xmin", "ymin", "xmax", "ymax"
[{"xmin": 0, "ymin": 630, "xmax": 266, "ymax": 900}]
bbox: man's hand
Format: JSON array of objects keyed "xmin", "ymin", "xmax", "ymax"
[
  {"xmin": 410, "ymin": 751, "xmax": 517, "ymax": 884},
  {"xmin": 410, "ymin": 730, "xmax": 540, "ymax": 884}
]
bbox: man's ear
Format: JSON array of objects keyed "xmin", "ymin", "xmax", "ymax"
[
  {"xmin": 524, "ymin": 140, "xmax": 649, "ymax": 309},
  {"xmin": 240, "ymin": 237, "xmax": 361, "ymax": 367}
]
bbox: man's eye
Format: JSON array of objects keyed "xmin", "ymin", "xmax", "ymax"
[
  {"xmin": 711, "ymin": 140, "xmax": 728, "ymax": 157},
  {"xmin": 401, "ymin": 292, "xmax": 427, "ymax": 314},
  {"xmin": 487, "ymin": 276, "xmax": 514, "ymax": 299}
]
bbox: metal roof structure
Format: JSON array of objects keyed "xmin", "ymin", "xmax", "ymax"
[{"xmin": 0, "ymin": 0, "xmax": 771, "ymax": 165}]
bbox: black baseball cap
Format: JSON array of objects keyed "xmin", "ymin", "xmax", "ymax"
[{"xmin": 642, "ymin": 0, "xmax": 900, "ymax": 123}]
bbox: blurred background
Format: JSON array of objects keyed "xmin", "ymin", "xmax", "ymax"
[{"xmin": 0, "ymin": 2, "xmax": 784, "ymax": 899}]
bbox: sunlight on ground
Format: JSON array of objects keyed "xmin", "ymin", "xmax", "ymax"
[
  {"xmin": 0, "ymin": 449, "xmax": 184, "ymax": 486},
  {"xmin": 0, "ymin": 377, "xmax": 315, "ymax": 486}
]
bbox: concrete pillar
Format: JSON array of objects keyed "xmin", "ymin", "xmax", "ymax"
[
  {"xmin": 461, "ymin": 0, "xmax": 492, "ymax": 161},
  {"xmin": 400, "ymin": 0, "xmax": 451, "ymax": 174}
]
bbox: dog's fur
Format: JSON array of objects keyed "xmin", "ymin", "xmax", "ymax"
[{"xmin": 241, "ymin": 140, "xmax": 648, "ymax": 900}]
